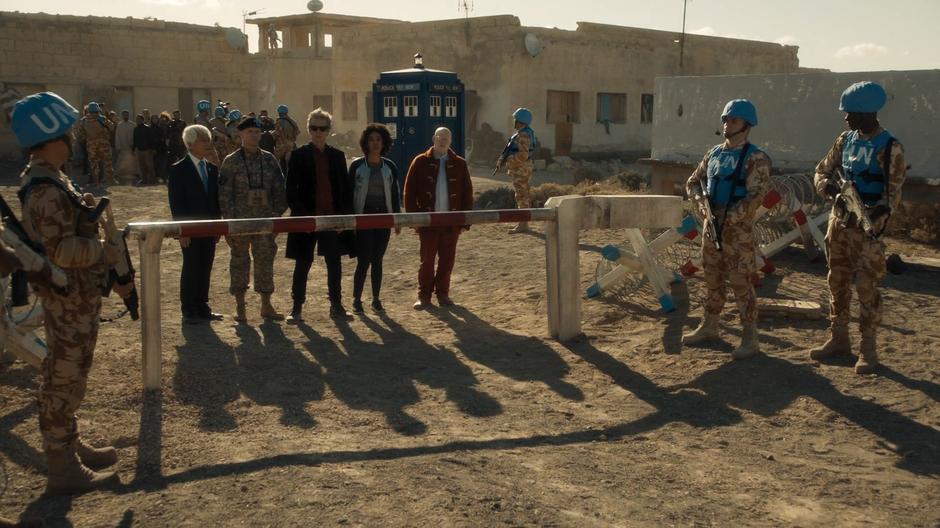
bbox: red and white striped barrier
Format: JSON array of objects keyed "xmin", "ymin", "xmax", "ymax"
[{"xmin": 127, "ymin": 196, "xmax": 684, "ymax": 390}]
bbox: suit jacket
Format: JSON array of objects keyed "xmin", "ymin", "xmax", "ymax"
[
  {"xmin": 404, "ymin": 147, "xmax": 474, "ymax": 213},
  {"xmin": 168, "ymin": 155, "xmax": 221, "ymax": 224},
  {"xmin": 285, "ymin": 143, "xmax": 354, "ymax": 260}
]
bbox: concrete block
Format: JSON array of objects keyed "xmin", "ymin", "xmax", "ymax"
[{"xmin": 759, "ymin": 299, "xmax": 823, "ymax": 319}]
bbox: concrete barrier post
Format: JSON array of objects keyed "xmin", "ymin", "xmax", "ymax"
[{"xmin": 139, "ymin": 230, "xmax": 164, "ymax": 391}]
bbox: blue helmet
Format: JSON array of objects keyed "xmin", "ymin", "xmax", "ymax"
[
  {"xmin": 839, "ymin": 81, "xmax": 886, "ymax": 113},
  {"xmin": 197, "ymin": 99, "xmax": 211, "ymax": 112},
  {"xmin": 11, "ymin": 92, "xmax": 80, "ymax": 149},
  {"xmin": 87, "ymin": 101, "xmax": 101, "ymax": 113},
  {"xmin": 721, "ymin": 99, "xmax": 758, "ymax": 127},
  {"xmin": 276, "ymin": 104, "xmax": 288, "ymax": 116},
  {"xmin": 228, "ymin": 110, "xmax": 242, "ymax": 122},
  {"xmin": 214, "ymin": 106, "xmax": 226, "ymax": 117},
  {"xmin": 512, "ymin": 107, "xmax": 533, "ymax": 125}
]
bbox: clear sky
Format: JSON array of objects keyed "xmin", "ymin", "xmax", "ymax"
[{"xmin": 3, "ymin": 0, "xmax": 938, "ymax": 72}]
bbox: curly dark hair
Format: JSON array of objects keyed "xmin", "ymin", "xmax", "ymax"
[{"xmin": 359, "ymin": 123, "xmax": 393, "ymax": 156}]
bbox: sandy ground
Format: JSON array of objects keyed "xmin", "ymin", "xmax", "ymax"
[{"xmin": 1, "ymin": 180, "xmax": 938, "ymax": 527}]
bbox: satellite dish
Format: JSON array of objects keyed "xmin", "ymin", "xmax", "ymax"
[
  {"xmin": 224, "ymin": 27, "xmax": 247, "ymax": 51},
  {"xmin": 307, "ymin": 0, "xmax": 324, "ymax": 12},
  {"xmin": 524, "ymin": 33, "xmax": 541, "ymax": 57}
]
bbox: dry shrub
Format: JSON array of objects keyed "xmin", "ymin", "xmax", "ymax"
[{"xmin": 887, "ymin": 201, "xmax": 940, "ymax": 244}]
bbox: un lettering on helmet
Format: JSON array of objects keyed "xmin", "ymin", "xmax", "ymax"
[{"xmin": 31, "ymin": 103, "xmax": 76, "ymax": 134}]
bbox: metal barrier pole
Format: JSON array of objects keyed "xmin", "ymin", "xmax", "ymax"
[{"xmin": 139, "ymin": 230, "xmax": 164, "ymax": 391}]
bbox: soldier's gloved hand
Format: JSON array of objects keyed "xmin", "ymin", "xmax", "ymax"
[
  {"xmin": 113, "ymin": 279, "xmax": 135, "ymax": 299},
  {"xmin": 25, "ymin": 261, "xmax": 56, "ymax": 290},
  {"xmin": 833, "ymin": 195, "xmax": 849, "ymax": 218},
  {"xmin": 822, "ymin": 180, "xmax": 841, "ymax": 199},
  {"xmin": 870, "ymin": 204, "xmax": 891, "ymax": 233}
]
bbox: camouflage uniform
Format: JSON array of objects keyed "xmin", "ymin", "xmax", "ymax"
[
  {"xmin": 19, "ymin": 159, "xmax": 110, "ymax": 453},
  {"xmin": 506, "ymin": 131, "xmax": 534, "ymax": 208},
  {"xmin": 219, "ymin": 148, "xmax": 287, "ymax": 295},
  {"xmin": 80, "ymin": 116, "xmax": 114, "ymax": 185},
  {"xmin": 687, "ymin": 144, "xmax": 772, "ymax": 323},
  {"xmin": 814, "ymin": 131, "xmax": 906, "ymax": 333},
  {"xmin": 194, "ymin": 113, "xmax": 221, "ymax": 167},
  {"xmin": 274, "ymin": 116, "xmax": 300, "ymax": 166},
  {"xmin": 209, "ymin": 116, "xmax": 230, "ymax": 165}
]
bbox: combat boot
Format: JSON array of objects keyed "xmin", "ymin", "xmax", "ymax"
[
  {"xmin": 77, "ymin": 439, "xmax": 118, "ymax": 469},
  {"xmin": 855, "ymin": 331, "xmax": 880, "ymax": 374},
  {"xmin": 732, "ymin": 323, "xmax": 761, "ymax": 360},
  {"xmin": 809, "ymin": 326, "xmax": 851, "ymax": 360},
  {"xmin": 682, "ymin": 313, "xmax": 720, "ymax": 346},
  {"xmin": 234, "ymin": 293, "xmax": 247, "ymax": 322},
  {"xmin": 260, "ymin": 293, "xmax": 284, "ymax": 321},
  {"xmin": 46, "ymin": 448, "xmax": 117, "ymax": 495}
]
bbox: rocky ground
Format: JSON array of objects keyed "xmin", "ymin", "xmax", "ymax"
[{"xmin": 1, "ymin": 174, "xmax": 938, "ymax": 527}]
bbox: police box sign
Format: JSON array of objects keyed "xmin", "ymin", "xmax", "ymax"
[
  {"xmin": 430, "ymin": 84, "xmax": 462, "ymax": 93},
  {"xmin": 376, "ymin": 83, "xmax": 420, "ymax": 92}
]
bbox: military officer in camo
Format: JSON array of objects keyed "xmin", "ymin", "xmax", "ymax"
[
  {"xmin": 810, "ymin": 81, "xmax": 906, "ymax": 375},
  {"xmin": 219, "ymin": 116, "xmax": 288, "ymax": 322},
  {"xmin": 683, "ymin": 99, "xmax": 772, "ymax": 360},
  {"xmin": 12, "ymin": 92, "xmax": 134, "ymax": 494}
]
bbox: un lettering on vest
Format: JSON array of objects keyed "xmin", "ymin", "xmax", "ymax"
[
  {"xmin": 847, "ymin": 144, "xmax": 876, "ymax": 170},
  {"xmin": 29, "ymin": 103, "xmax": 75, "ymax": 134}
]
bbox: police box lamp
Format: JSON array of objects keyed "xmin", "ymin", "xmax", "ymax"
[
  {"xmin": 307, "ymin": 0, "xmax": 324, "ymax": 12},
  {"xmin": 414, "ymin": 53, "xmax": 424, "ymax": 69}
]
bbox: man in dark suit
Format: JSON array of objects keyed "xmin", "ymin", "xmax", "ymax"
[
  {"xmin": 168, "ymin": 124, "xmax": 223, "ymax": 324},
  {"xmin": 285, "ymin": 108, "xmax": 355, "ymax": 322}
]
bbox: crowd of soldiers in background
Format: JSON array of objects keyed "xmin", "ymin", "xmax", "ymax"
[{"xmin": 73, "ymin": 100, "xmax": 299, "ymax": 187}]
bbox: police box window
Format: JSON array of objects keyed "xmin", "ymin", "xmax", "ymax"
[
  {"xmin": 430, "ymin": 96, "xmax": 442, "ymax": 117},
  {"xmin": 383, "ymin": 96, "xmax": 398, "ymax": 118},
  {"xmin": 641, "ymin": 93, "xmax": 654, "ymax": 124},
  {"xmin": 445, "ymin": 96, "xmax": 457, "ymax": 118},
  {"xmin": 403, "ymin": 96, "xmax": 418, "ymax": 117}
]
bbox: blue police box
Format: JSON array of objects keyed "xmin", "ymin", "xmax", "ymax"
[{"xmin": 373, "ymin": 54, "xmax": 465, "ymax": 172}]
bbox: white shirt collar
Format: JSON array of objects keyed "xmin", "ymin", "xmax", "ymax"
[{"xmin": 188, "ymin": 152, "xmax": 205, "ymax": 170}]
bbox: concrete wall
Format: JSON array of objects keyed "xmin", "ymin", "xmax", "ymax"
[
  {"xmin": 249, "ymin": 55, "xmax": 333, "ymax": 123},
  {"xmin": 0, "ymin": 11, "xmax": 251, "ymax": 158},
  {"xmin": 330, "ymin": 17, "xmax": 800, "ymax": 154},
  {"xmin": 651, "ymin": 70, "xmax": 940, "ymax": 180}
]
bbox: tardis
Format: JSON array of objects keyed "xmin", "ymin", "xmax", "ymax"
[{"xmin": 373, "ymin": 54, "xmax": 465, "ymax": 172}]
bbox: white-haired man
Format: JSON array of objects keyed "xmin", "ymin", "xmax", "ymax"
[{"xmin": 168, "ymin": 124, "xmax": 223, "ymax": 324}]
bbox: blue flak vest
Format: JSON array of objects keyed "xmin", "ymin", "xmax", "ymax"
[
  {"xmin": 706, "ymin": 143, "xmax": 759, "ymax": 208},
  {"xmin": 842, "ymin": 129, "xmax": 893, "ymax": 205},
  {"xmin": 507, "ymin": 126, "xmax": 537, "ymax": 157}
]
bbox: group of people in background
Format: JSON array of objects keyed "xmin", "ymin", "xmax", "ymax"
[{"xmin": 72, "ymin": 99, "xmax": 301, "ymax": 189}]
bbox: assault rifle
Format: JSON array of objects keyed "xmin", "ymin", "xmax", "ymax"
[
  {"xmin": 0, "ymin": 194, "xmax": 68, "ymax": 291},
  {"xmin": 92, "ymin": 197, "xmax": 139, "ymax": 320},
  {"xmin": 832, "ymin": 166, "xmax": 878, "ymax": 239},
  {"xmin": 696, "ymin": 178, "xmax": 722, "ymax": 251},
  {"xmin": 492, "ymin": 137, "xmax": 514, "ymax": 178}
]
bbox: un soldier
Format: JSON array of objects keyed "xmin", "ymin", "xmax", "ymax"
[
  {"xmin": 194, "ymin": 100, "xmax": 220, "ymax": 166},
  {"xmin": 226, "ymin": 109, "xmax": 244, "ymax": 154},
  {"xmin": 219, "ymin": 117, "xmax": 288, "ymax": 322},
  {"xmin": 79, "ymin": 102, "xmax": 115, "ymax": 186},
  {"xmin": 682, "ymin": 99, "xmax": 772, "ymax": 359},
  {"xmin": 11, "ymin": 92, "xmax": 134, "ymax": 494},
  {"xmin": 209, "ymin": 106, "xmax": 229, "ymax": 165},
  {"xmin": 809, "ymin": 82, "xmax": 905, "ymax": 374},
  {"xmin": 499, "ymin": 107, "xmax": 538, "ymax": 234},
  {"xmin": 273, "ymin": 104, "xmax": 300, "ymax": 171}
]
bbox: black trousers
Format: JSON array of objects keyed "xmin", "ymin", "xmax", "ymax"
[
  {"xmin": 180, "ymin": 237, "xmax": 217, "ymax": 316},
  {"xmin": 353, "ymin": 228, "xmax": 391, "ymax": 300},
  {"xmin": 291, "ymin": 232, "xmax": 342, "ymax": 306}
]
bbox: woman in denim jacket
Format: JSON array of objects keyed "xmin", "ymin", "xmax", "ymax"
[{"xmin": 348, "ymin": 123, "xmax": 402, "ymax": 312}]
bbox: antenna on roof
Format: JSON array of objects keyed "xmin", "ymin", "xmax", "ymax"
[{"xmin": 458, "ymin": 0, "xmax": 473, "ymax": 19}]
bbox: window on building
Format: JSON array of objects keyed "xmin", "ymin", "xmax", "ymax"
[
  {"xmin": 596, "ymin": 93, "xmax": 626, "ymax": 124},
  {"xmin": 429, "ymin": 95, "xmax": 441, "ymax": 117},
  {"xmin": 444, "ymin": 96, "xmax": 457, "ymax": 118},
  {"xmin": 641, "ymin": 93, "xmax": 654, "ymax": 124},
  {"xmin": 403, "ymin": 95, "xmax": 418, "ymax": 117},
  {"xmin": 383, "ymin": 96, "xmax": 398, "ymax": 118},
  {"xmin": 312, "ymin": 95, "xmax": 333, "ymax": 114},
  {"xmin": 365, "ymin": 93, "xmax": 374, "ymax": 122},
  {"xmin": 324, "ymin": 34, "xmax": 333, "ymax": 48},
  {"xmin": 342, "ymin": 91, "xmax": 357, "ymax": 121},
  {"xmin": 546, "ymin": 90, "xmax": 580, "ymax": 124}
]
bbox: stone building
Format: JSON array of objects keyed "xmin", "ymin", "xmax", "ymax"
[{"xmin": 1, "ymin": 9, "xmax": 801, "ymax": 160}]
